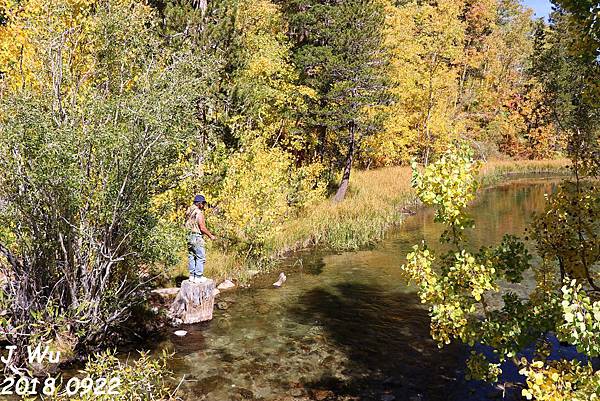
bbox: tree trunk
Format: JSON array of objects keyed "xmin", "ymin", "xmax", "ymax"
[
  {"xmin": 423, "ymin": 52, "xmax": 438, "ymax": 166},
  {"xmin": 333, "ymin": 124, "xmax": 355, "ymax": 202},
  {"xmin": 317, "ymin": 125, "xmax": 327, "ymax": 163},
  {"xmin": 169, "ymin": 279, "xmax": 216, "ymax": 324}
]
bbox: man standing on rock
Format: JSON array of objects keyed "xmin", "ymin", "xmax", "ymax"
[{"xmin": 185, "ymin": 195, "xmax": 216, "ymax": 283}]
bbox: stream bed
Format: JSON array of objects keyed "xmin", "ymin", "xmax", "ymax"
[{"xmin": 159, "ymin": 177, "xmax": 561, "ymax": 401}]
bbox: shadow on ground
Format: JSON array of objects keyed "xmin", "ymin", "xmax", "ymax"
[{"xmin": 288, "ymin": 282, "xmax": 464, "ymax": 401}]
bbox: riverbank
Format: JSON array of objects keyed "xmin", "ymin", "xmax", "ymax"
[{"xmin": 175, "ymin": 158, "xmax": 569, "ymax": 285}]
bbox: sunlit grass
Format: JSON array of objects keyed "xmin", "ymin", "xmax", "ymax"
[
  {"xmin": 479, "ymin": 158, "xmax": 570, "ymax": 185},
  {"xmin": 270, "ymin": 158, "xmax": 570, "ymax": 257},
  {"xmin": 270, "ymin": 166, "xmax": 417, "ymax": 254}
]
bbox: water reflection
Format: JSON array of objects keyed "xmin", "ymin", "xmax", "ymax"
[{"xmin": 160, "ymin": 177, "xmax": 559, "ymax": 401}]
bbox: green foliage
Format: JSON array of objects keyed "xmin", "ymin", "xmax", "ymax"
[
  {"xmin": 284, "ymin": 0, "xmax": 389, "ymax": 131},
  {"xmin": 0, "ymin": 0, "xmax": 202, "ymax": 360},
  {"xmin": 411, "ymin": 145, "xmax": 479, "ymax": 241},
  {"xmin": 475, "ymin": 291, "xmax": 561, "ymax": 359},
  {"xmin": 466, "ymin": 351, "xmax": 502, "ymax": 382},
  {"xmin": 558, "ymin": 280, "xmax": 600, "ymax": 357},
  {"xmin": 403, "ymin": 144, "xmax": 599, "ymax": 400},
  {"xmin": 481, "ymin": 234, "xmax": 532, "ymax": 283},
  {"xmin": 50, "ymin": 350, "xmax": 174, "ymax": 401},
  {"xmin": 282, "ymin": 0, "xmax": 390, "ymax": 197},
  {"xmin": 530, "ymin": 7, "xmax": 600, "ymax": 177}
]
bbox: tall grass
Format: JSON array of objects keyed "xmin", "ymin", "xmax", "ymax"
[
  {"xmin": 270, "ymin": 166, "xmax": 417, "ymax": 254},
  {"xmin": 178, "ymin": 158, "xmax": 570, "ymax": 284},
  {"xmin": 479, "ymin": 158, "xmax": 570, "ymax": 186}
]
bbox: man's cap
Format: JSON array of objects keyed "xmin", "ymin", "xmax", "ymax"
[{"xmin": 193, "ymin": 194, "xmax": 206, "ymax": 203}]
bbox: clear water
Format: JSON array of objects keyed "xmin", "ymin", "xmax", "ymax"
[{"xmin": 158, "ymin": 178, "xmax": 559, "ymax": 401}]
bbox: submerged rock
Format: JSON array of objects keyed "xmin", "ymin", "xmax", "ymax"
[
  {"xmin": 193, "ymin": 375, "xmax": 232, "ymax": 394},
  {"xmin": 236, "ymin": 388, "xmax": 254, "ymax": 399},
  {"xmin": 151, "ymin": 287, "xmax": 180, "ymax": 297},
  {"xmin": 310, "ymin": 389, "xmax": 334, "ymax": 401}
]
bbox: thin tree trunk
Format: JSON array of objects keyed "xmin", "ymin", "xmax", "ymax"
[
  {"xmin": 455, "ymin": 39, "xmax": 472, "ymax": 110},
  {"xmin": 423, "ymin": 53, "xmax": 438, "ymax": 166},
  {"xmin": 572, "ymin": 135, "xmax": 600, "ymax": 291},
  {"xmin": 317, "ymin": 125, "xmax": 327, "ymax": 163},
  {"xmin": 334, "ymin": 124, "xmax": 355, "ymax": 202}
]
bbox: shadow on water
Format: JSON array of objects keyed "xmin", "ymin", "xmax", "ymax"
[{"xmin": 289, "ymin": 282, "xmax": 463, "ymax": 401}]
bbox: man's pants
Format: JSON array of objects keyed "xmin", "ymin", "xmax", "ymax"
[{"xmin": 188, "ymin": 233, "xmax": 206, "ymax": 278}]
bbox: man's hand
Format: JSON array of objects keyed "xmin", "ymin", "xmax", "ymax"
[{"xmin": 209, "ymin": 235, "xmax": 217, "ymax": 241}]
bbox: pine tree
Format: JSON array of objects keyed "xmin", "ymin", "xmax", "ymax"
[
  {"xmin": 531, "ymin": 6, "xmax": 600, "ymax": 175},
  {"xmin": 282, "ymin": 0, "xmax": 390, "ymax": 201}
]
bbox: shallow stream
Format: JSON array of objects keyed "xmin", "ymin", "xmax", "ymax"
[{"xmin": 159, "ymin": 177, "xmax": 561, "ymax": 401}]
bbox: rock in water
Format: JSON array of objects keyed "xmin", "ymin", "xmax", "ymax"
[
  {"xmin": 169, "ymin": 279, "xmax": 216, "ymax": 324},
  {"xmin": 217, "ymin": 279, "xmax": 235, "ymax": 290},
  {"xmin": 273, "ymin": 272, "xmax": 287, "ymax": 287}
]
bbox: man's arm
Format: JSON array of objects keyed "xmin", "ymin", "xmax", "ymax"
[{"xmin": 198, "ymin": 211, "xmax": 216, "ymax": 240}]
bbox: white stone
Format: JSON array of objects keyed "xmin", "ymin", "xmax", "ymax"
[
  {"xmin": 217, "ymin": 279, "xmax": 235, "ymax": 290},
  {"xmin": 273, "ymin": 272, "xmax": 287, "ymax": 287}
]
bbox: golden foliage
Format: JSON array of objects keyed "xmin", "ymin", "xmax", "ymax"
[
  {"xmin": 212, "ymin": 139, "xmax": 325, "ymax": 256},
  {"xmin": 376, "ymin": 0, "xmax": 464, "ymax": 165},
  {"xmin": 0, "ymin": 0, "xmax": 155, "ymax": 95}
]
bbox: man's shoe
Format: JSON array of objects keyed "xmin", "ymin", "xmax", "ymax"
[
  {"xmin": 189, "ymin": 275, "xmax": 198, "ymax": 283},
  {"xmin": 198, "ymin": 276, "xmax": 208, "ymax": 283}
]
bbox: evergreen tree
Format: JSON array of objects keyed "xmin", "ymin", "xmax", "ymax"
[
  {"xmin": 282, "ymin": 0, "xmax": 390, "ymax": 201},
  {"xmin": 532, "ymin": 6, "xmax": 600, "ymax": 176}
]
